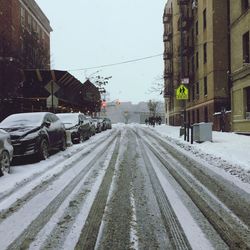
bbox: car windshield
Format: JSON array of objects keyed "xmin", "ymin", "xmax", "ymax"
[
  {"xmin": 0, "ymin": 113, "xmax": 44, "ymax": 128},
  {"xmin": 56, "ymin": 114, "xmax": 78, "ymax": 125}
]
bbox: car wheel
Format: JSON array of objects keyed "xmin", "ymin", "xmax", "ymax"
[
  {"xmin": 0, "ymin": 151, "xmax": 10, "ymax": 176},
  {"xmin": 38, "ymin": 139, "xmax": 49, "ymax": 160}
]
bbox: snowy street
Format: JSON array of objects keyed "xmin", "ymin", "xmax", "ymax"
[{"xmin": 0, "ymin": 124, "xmax": 250, "ymax": 249}]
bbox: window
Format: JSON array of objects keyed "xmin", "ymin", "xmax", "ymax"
[
  {"xmin": 204, "ymin": 76, "xmax": 208, "ymax": 96},
  {"xmin": 203, "ymin": 9, "xmax": 207, "ymax": 30},
  {"xmin": 191, "ymin": 28, "xmax": 194, "ymax": 46},
  {"xmin": 192, "ymin": 56, "xmax": 195, "ymax": 73},
  {"xmin": 192, "ymin": 85, "xmax": 195, "ymax": 100},
  {"xmin": 42, "ymin": 31, "xmax": 45, "ymax": 40},
  {"xmin": 196, "ymin": 82, "xmax": 199, "ymax": 97},
  {"xmin": 20, "ymin": 39, "xmax": 24, "ymax": 53},
  {"xmin": 242, "ymin": 0, "xmax": 249, "ymax": 13},
  {"xmin": 196, "ymin": 52, "xmax": 199, "ymax": 69},
  {"xmin": 203, "ymin": 43, "xmax": 207, "ymax": 63},
  {"xmin": 27, "ymin": 15, "xmax": 32, "ymax": 31},
  {"xmin": 243, "ymin": 31, "xmax": 249, "ymax": 63},
  {"xmin": 245, "ymin": 87, "xmax": 250, "ymax": 112},
  {"xmin": 37, "ymin": 26, "xmax": 41, "ymax": 39},
  {"xmin": 196, "ymin": 20, "xmax": 198, "ymax": 35},
  {"xmin": 20, "ymin": 7, "xmax": 25, "ymax": 27},
  {"xmin": 32, "ymin": 19, "xmax": 37, "ymax": 32}
]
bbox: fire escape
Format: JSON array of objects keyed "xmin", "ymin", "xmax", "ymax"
[
  {"xmin": 163, "ymin": 8, "xmax": 173, "ymax": 99},
  {"xmin": 177, "ymin": 0, "xmax": 194, "ymax": 81}
]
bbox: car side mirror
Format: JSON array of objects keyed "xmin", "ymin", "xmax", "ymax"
[{"xmin": 44, "ymin": 121, "xmax": 51, "ymax": 128}]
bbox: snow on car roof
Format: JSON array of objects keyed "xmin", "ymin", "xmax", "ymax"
[{"xmin": 0, "ymin": 112, "xmax": 50, "ymax": 127}]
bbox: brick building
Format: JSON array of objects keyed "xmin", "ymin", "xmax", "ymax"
[
  {"xmin": 163, "ymin": 0, "xmax": 231, "ymax": 131},
  {"xmin": 230, "ymin": 0, "xmax": 250, "ymax": 133},
  {"xmin": 0, "ymin": 0, "xmax": 52, "ymax": 120}
]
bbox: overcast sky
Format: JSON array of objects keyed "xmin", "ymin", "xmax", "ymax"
[{"xmin": 36, "ymin": 0, "xmax": 166, "ymax": 104}]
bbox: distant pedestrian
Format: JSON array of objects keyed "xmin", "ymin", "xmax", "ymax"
[
  {"xmin": 145, "ymin": 118, "xmax": 148, "ymax": 125},
  {"xmin": 149, "ymin": 116, "xmax": 155, "ymax": 127},
  {"xmin": 158, "ymin": 116, "xmax": 162, "ymax": 125}
]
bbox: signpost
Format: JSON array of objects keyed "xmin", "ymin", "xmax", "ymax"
[
  {"xmin": 181, "ymin": 78, "xmax": 189, "ymax": 84},
  {"xmin": 176, "ymin": 84, "xmax": 189, "ymax": 100},
  {"xmin": 46, "ymin": 95, "xmax": 58, "ymax": 108},
  {"xmin": 44, "ymin": 81, "xmax": 60, "ymax": 111}
]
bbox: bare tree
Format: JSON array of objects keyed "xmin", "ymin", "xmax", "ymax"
[
  {"xmin": 147, "ymin": 75, "xmax": 164, "ymax": 95},
  {"xmin": 147, "ymin": 100, "xmax": 159, "ymax": 117}
]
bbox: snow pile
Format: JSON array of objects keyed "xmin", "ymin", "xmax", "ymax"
[{"xmin": 150, "ymin": 125, "xmax": 250, "ymax": 183}]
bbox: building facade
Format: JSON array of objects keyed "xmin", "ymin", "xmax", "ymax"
[
  {"xmin": 230, "ymin": 0, "xmax": 250, "ymax": 133},
  {"xmin": 0, "ymin": 0, "xmax": 52, "ymax": 120},
  {"xmin": 163, "ymin": 0, "xmax": 230, "ymax": 130}
]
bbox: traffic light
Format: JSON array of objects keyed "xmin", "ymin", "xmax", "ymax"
[{"xmin": 101, "ymin": 100, "xmax": 106, "ymax": 108}]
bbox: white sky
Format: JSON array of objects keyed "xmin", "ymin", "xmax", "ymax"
[{"xmin": 35, "ymin": 0, "xmax": 166, "ymax": 104}]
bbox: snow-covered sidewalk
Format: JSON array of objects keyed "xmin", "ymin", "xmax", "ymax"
[{"xmin": 126, "ymin": 124, "xmax": 249, "ymax": 184}]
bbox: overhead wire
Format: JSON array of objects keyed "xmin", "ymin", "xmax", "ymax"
[
  {"xmin": 23, "ymin": 53, "xmax": 163, "ymax": 72},
  {"xmin": 67, "ymin": 53, "xmax": 163, "ymax": 71}
]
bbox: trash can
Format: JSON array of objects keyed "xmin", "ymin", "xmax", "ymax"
[{"xmin": 192, "ymin": 122, "xmax": 212, "ymax": 142}]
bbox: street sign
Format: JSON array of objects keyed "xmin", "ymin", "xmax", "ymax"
[
  {"xmin": 46, "ymin": 95, "xmax": 58, "ymax": 108},
  {"xmin": 181, "ymin": 78, "xmax": 189, "ymax": 84},
  {"xmin": 176, "ymin": 84, "xmax": 189, "ymax": 100},
  {"xmin": 45, "ymin": 81, "xmax": 60, "ymax": 94}
]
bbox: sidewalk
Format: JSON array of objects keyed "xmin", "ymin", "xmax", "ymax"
[{"xmin": 151, "ymin": 125, "xmax": 250, "ymax": 172}]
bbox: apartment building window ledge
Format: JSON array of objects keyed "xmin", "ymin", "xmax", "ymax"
[{"xmin": 231, "ymin": 64, "xmax": 250, "ymax": 81}]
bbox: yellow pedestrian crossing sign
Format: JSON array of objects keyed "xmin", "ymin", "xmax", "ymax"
[{"xmin": 176, "ymin": 84, "xmax": 189, "ymax": 100}]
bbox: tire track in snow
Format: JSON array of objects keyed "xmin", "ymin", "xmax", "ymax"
[
  {"xmin": 29, "ymin": 134, "xmax": 121, "ymax": 249},
  {"xmin": 140, "ymin": 129, "xmax": 250, "ymax": 249},
  {"xmin": 0, "ymin": 132, "xmax": 119, "ymax": 250},
  {"xmin": 136, "ymin": 133, "xmax": 191, "ymax": 250},
  {"xmin": 0, "ymin": 131, "xmax": 117, "ymax": 221},
  {"xmin": 74, "ymin": 133, "xmax": 121, "ymax": 250}
]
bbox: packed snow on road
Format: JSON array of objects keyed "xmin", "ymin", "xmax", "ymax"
[{"xmin": 0, "ymin": 124, "xmax": 249, "ymax": 249}]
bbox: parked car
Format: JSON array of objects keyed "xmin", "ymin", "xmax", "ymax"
[
  {"xmin": 56, "ymin": 113, "xmax": 92, "ymax": 144},
  {"xmin": 86, "ymin": 116, "xmax": 96, "ymax": 136},
  {"xmin": 0, "ymin": 112, "xmax": 66, "ymax": 160},
  {"xmin": 0, "ymin": 129, "xmax": 13, "ymax": 176},
  {"xmin": 97, "ymin": 117, "xmax": 107, "ymax": 131},
  {"xmin": 92, "ymin": 118, "xmax": 102, "ymax": 133},
  {"xmin": 103, "ymin": 117, "xmax": 112, "ymax": 129}
]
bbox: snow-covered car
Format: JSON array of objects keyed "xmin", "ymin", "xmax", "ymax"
[
  {"xmin": 92, "ymin": 118, "xmax": 102, "ymax": 133},
  {"xmin": 56, "ymin": 113, "xmax": 92, "ymax": 144},
  {"xmin": 86, "ymin": 116, "xmax": 96, "ymax": 136},
  {"xmin": 103, "ymin": 117, "xmax": 112, "ymax": 129},
  {"xmin": 97, "ymin": 117, "xmax": 107, "ymax": 131},
  {"xmin": 0, "ymin": 129, "xmax": 13, "ymax": 176},
  {"xmin": 0, "ymin": 112, "xmax": 66, "ymax": 160}
]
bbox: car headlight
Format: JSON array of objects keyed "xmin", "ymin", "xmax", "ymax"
[
  {"xmin": 66, "ymin": 126, "xmax": 78, "ymax": 133},
  {"xmin": 20, "ymin": 132, "xmax": 39, "ymax": 141}
]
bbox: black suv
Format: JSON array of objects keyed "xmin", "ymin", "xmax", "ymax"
[
  {"xmin": 0, "ymin": 112, "xmax": 66, "ymax": 160},
  {"xmin": 56, "ymin": 113, "xmax": 92, "ymax": 144}
]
